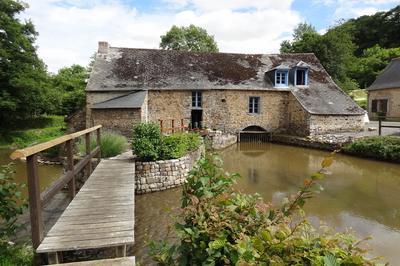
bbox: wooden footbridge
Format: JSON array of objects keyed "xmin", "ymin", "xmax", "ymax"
[{"xmin": 11, "ymin": 126, "xmax": 136, "ymax": 265}]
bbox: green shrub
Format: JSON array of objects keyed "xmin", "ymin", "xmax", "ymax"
[
  {"xmin": 132, "ymin": 123, "xmax": 201, "ymax": 161},
  {"xmin": 132, "ymin": 123, "xmax": 163, "ymax": 161},
  {"xmin": 342, "ymin": 136, "xmax": 400, "ymax": 162},
  {"xmin": 149, "ymin": 154, "xmax": 380, "ymax": 265},
  {"xmin": 0, "ymin": 164, "xmax": 33, "ymax": 266},
  {"xmin": 78, "ymin": 131, "xmax": 128, "ymax": 158}
]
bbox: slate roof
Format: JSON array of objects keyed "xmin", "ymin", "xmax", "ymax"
[
  {"xmin": 367, "ymin": 58, "xmax": 400, "ymax": 91},
  {"xmin": 87, "ymin": 46, "xmax": 364, "ymax": 115},
  {"xmin": 92, "ymin": 90, "xmax": 146, "ymax": 109}
]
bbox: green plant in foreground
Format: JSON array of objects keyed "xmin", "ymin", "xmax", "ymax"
[
  {"xmin": 149, "ymin": 153, "xmax": 384, "ymax": 265},
  {"xmin": 0, "ymin": 164, "xmax": 33, "ymax": 266},
  {"xmin": 78, "ymin": 131, "xmax": 128, "ymax": 158}
]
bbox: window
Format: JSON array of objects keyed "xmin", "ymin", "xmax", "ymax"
[
  {"xmin": 249, "ymin": 97, "xmax": 260, "ymax": 114},
  {"xmin": 192, "ymin": 91, "xmax": 202, "ymax": 108},
  {"xmin": 371, "ymin": 99, "xmax": 388, "ymax": 114},
  {"xmin": 295, "ymin": 68, "xmax": 308, "ymax": 86},
  {"xmin": 275, "ymin": 70, "xmax": 288, "ymax": 87}
]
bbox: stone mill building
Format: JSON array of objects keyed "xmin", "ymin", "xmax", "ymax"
[{"xmin": 86, "ymin": 41, "xmax": 365, "ymax": 137}]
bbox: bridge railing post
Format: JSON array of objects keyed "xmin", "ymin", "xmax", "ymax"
[
  {"xmin": 96, "ymin": 127, "xmax": 101, "ymax": 163},
  {"xmin": 66, "ymin": 139, "xmax": 75, "ymax": 200},
  {"xmin": 26, "ymin": 154, "xmax": 43, "ymax": 250},
  {"xmin": 85, "ymin": 132, "xmax": 92, "ymax": 178}
]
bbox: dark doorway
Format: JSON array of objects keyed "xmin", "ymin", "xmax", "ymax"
[{"xmin": 191, "ymin": 110, "xmax": 202, "ymax": 129}]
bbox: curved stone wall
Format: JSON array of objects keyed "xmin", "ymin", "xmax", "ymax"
[{"xmin": 134, "ymin": 146, "xmax": 204, "ymax": 194}]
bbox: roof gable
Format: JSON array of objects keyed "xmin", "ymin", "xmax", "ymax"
[{"xmin": 367, "ymin": 58, "xmax": 400, "ymax": 91}]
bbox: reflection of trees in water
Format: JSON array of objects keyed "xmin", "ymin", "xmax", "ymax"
[{"xmin": 220, "ymin": 142, "xmax": 400, "ymax": 232}]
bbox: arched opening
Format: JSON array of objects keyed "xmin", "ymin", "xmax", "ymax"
[
  {"xmin": 239, "ymin": 125, "xmax": 269, "ymax": 143},
  {"xmin": 241, "ymin": 125, "xmax": 267, "ymax": 132}
]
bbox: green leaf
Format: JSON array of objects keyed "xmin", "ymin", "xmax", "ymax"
[{"xmin": 323, "ymin": 253, "xmax": 341, "ymax": 266}]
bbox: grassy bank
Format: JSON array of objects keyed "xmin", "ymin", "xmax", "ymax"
[
  {"xmin": 0, "ymin": 116, "xmax": 66, "ymax": 149},
  {"xmin": 342, "ymin": 136, "xmax": 400, "ymax": 162}
]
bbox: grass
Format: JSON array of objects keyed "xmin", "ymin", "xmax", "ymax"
[
  {"xmin": 0, "ymin": 241, "xmax": 33, "ymax": 266},
  {"xmin": 0, "ymin": 116, "xmax": 66, "ymax": 149},
  {"xmin": 349, "ymin": 89, "xmax": 367, "ymax": 110},
  {"xmin": 77, "ymin": 131, "xmax": 128, "ymax": 158},
  {"xmin": 342, "ymin": 136, "xmax": 400, "ymax": 162}
]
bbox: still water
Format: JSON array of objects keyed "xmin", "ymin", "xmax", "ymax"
[
  {"xmin": 0, "ymin": 149, "xmax": 63, "ymax": 198},
  {"xmin": 134, "ymin": 143, "xmax": 400, "ymax": 264}
]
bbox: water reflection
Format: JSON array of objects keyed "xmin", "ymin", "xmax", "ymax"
[
  {"xmin": 0, "ymin": 149, "xmax": 63, "ymax": 198},
  {"xmin": 221, "ymin": 142, "xmax": 400, "ymax": 263}
]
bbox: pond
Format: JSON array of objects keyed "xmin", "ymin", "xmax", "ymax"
[
  {"xmin": 133, "ymin": 142, "xmax": 400, "ymax": 265},
  {"xmin": 0, "ymin": 149, "xmax": 63, "ymax": 199}
]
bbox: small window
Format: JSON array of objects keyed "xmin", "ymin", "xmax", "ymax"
[
  {"xmin": 192, "ymin": 91, "xmax": 202, "ymax": 108},
  {"xmin": 371, "ymin": 100, "xmax": 378, "ymax": 113},
  {"xmin": 249, "ymin": 97, "xmax": 260, "ymax": 114},
  {"xmin": 296, "ymin": 69, "xmax": 307, "ymax": 86},
  {"xmin": 275, "ymin": 70, "xmax": 288, "ymax": 87},
  {"xmin": 371, "ymin": 99, "xmax": 388, "ymax": 114}
]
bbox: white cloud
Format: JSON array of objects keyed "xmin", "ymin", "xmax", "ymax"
[
  {"xmin": 23, "ymin": 0, "xmax": 301, "ymax": 72},
  {"xmin": 314, "ymin": 0, "xmax": 397, "ymax": 19}
]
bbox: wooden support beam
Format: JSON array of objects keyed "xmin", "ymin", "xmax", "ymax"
[
  {"xmin": 96, "ymin": 128, "xmax": 101, "ymax": 163},
  {"xmin": 115, "ymin": 245, "xmax": 127, "ymax": 257},
  {"xmin": 85, "ymin": 133, "xmax": 92, "ymax": 178},
  {"xmin": 66, "ymin": 140, "xmax": 75, "ymax": 200},
  {"xmin": 27, "ymin": 154, "xmax": 43, "ymax": 250},
  {"xmin": 171, "ymin": 119, "xmax": 175, "ymax": 134}
]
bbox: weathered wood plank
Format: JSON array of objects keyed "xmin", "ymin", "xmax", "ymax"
[
  {"xmin": 47, "ymin": 256, "xmax": 135, "ymax": 266},
  {"xmin": 37, "ymin": 158, "xmax": 135, "ymax": 255}
]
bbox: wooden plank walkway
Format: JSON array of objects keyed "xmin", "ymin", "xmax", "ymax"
[
  {"xmin": 48, "ymin": 257, "xmax": 135, "ymax": 266},
  {"xmin": 36, "ymin": 158, "xmax": 135, "ymax": 264}
]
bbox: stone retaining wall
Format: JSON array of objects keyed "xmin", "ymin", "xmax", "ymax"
[
  {"xmin": 135, "ymin": 145, "xmax": 204, "ymax": 194},
  {"xmin": 271, "ymin": 134, "xmax": 355, "ymax": 151},
  {"xmin": 206, "ymin": 130, "xmax": 237, "ymax": 150}
]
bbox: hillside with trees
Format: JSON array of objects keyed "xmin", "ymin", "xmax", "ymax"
[{"xmin": 281, "ymin": 5, "xmax": 400, "ymax": 93}]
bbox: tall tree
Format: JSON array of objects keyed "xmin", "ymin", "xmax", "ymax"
[
  {"xmin": 51, "ymin": 64, "xmax": 88, "ymax": 116},
  {"xmin": 0, "ymin": 0, "xmax": 52, "ymax": 127},
  {"xmin": 160, "ymin": 25, "xmax": 219, "ymax": 53}
]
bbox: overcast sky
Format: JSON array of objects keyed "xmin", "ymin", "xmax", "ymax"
[{"xmin": 23, "ymin": 0, "xmax": 400, "ymax": 72}]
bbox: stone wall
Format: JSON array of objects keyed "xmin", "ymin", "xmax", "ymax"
[
  {"xmin": 135, "ymin": 145, "xmax": 204, "ymax": 194},
  {"xmin": 309, "ymin": 114, "xmax": 364, "ymax": 135},
  {"xmin": 91, "ymin": 108, "xmax": 141, "ymax": 136},
  {"xmin": 368, "ymin": 88, "xmax": 400, "ymax": 118},
  {"xmin": 206, "ymin": 130, "xmax": 237, "ymax": 150},
  {"xmin": 286, "ymin": 92, "xmax": 310, "ymax": 136},
  {"xmin": 86, "ymin": 91, "xmax": 129, "ymax": 127},
  {"xmin": 147, "ymin": 89, "xmax": 289, "ymax": 134}
]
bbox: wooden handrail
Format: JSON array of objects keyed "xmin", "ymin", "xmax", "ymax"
[
  {"xmin": 10, "ymin": 125, "xmax": 101, "ymax": 160},
  {"xmin": 9, "ymin": 125, "xmax": 102, "ymax": 263}
]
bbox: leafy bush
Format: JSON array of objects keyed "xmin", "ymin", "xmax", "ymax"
[
  {"xmin": 132, "ymin": 123, "xmax": 201, "ymax": 161},
  {"xmin": 78, "ymin": 131, "xmax": 128, "ymax": 158},
  {"xmin": 0, "ymin": 164, "xmax": 33, "ymax": 266},
  {"xmin": 342, "ymin": 136, "xmax": 400, "ymax": 162},
  {"xmin": 132, "ymin": 123, "xmax": 163, "ymax": 161},
  {"xmin": 149, "ymin": 154, "xmax": 381, "ymax": 265}
]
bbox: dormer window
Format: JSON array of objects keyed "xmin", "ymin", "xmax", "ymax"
[
  {"xmin": 273, "ymin": 64, "xmax": 290, "ymax": 88},
  {"xmin": 295, "ymin": 68, "xmax": 308, "ymax": 86},
  {"xmin": 294, "ymin": 61, "xmax": 310, "ymax": 86}
]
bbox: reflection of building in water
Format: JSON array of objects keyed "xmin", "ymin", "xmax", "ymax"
[{"xmin": 247, "ymin": 167, "xmax": 259, "ymax": 184}]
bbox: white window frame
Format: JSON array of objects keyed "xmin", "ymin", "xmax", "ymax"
[
  {"xmin": 294, "ymin": 67, "xmax": 309, "ymax": 86},
  {"xmin": 249, "ymin": 96, "xmax": 260, "ymax": 114},
  {"xmin": 275, "ymin": 70, "xmax": 289, "ymax": 88},
  {"xmin": 192, "ymin": 91, "xmax": 202, "ymax": 108}
]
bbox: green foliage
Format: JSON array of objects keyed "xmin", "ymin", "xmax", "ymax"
[
  {"xmin": 0, "ymin": 116, "xmax": 66, "ymax": 148},
  {"xmin": 132, "ymin": 123, "xmax": 163, "ymax": 161},
  {"xmin": 0, "ymin": 163, "xmax": 32, "ymax": 266},
  {"xmin": 160, "ymin": 25, "xmax": 219, "ymax": 53},
  {"xmin": 0, "ymin": 240, "xmax": 33, "ymax": 266},
  {"xmin": 0, "ymin": 0, "xmax": 54, "ymax": 127},
  {"xmin": 342, "ymin": 136, "xmax": 400, "ymax": 162},
  {"xmin": 280, "ymin": 6, "xmax": 400, "ymax": 93},
  {"xmin": 132, "ymin": 123, "xmax": 201, "ymax": 161},
  {"xmin": 78, "ymin": 131, "xmax": 128, "ymax": 158},
  {"xmin": 149, "ymin": 154, "xmax": 381, "ymax": 265},
  {"xmin": 350, "ymin": 45, "xmax": 400, "ymax": 89},
  {"xmin": 51, "ymin": 64, "xmax": 88, "ymax": 116},
  {"xmin": 0, "ymin": 164, "xmax": 27, "ymax": 238}
]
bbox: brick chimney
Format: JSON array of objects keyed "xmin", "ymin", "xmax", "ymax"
[{"xmin": 98, "ymin": 41, "xmax": 109, "ymax": 54}]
